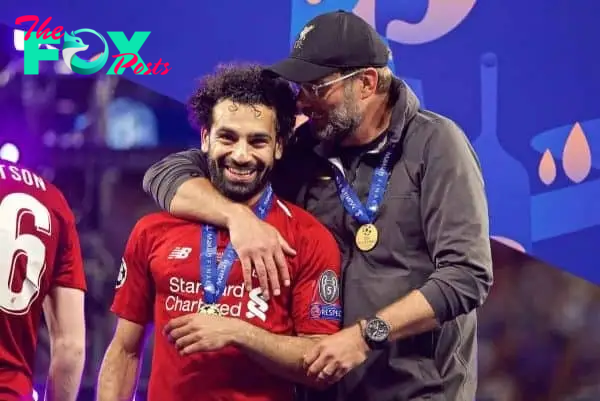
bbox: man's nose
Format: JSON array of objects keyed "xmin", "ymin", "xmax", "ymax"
[{"xmin": 231, "ymin": 142, "xmax": 251, "ymax": 163}]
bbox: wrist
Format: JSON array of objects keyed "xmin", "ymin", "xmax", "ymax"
[
  {"xmin": 224, "ymin": 203, "xmax": 252, "ymax": 229},
  {"xmin": 229, "ymin": 319, "xmax": 254, "ymax": 347},
  {"xmin": 355, "ymin": 322, "xmax": 369, "ymax": 353}
]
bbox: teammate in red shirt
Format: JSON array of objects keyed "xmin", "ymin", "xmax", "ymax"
[
  {"xmin": 0, "ymin": 161, "xmax": 87, "ymax": 401},
  {"xmin": 97, "ymin": 65, "xmax": 343, "ymax": 401}
]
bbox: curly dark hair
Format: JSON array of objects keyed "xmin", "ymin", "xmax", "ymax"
[{"xmin": 188, "ymin": 63, "xmax": 297, "ymax": 144}]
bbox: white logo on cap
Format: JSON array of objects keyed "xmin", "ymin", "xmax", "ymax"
[{"xmin": 294, "ymin": 25, "xmax": 315, "ymax": 49}]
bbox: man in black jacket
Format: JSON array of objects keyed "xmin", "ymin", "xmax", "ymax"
[{"xmin": 142, "ymin": 10, "xmax": 493, "ymax": 401}]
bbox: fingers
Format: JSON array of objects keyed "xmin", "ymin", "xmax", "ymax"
[
  {"xmin": 163, "ymin": 314, "xmax": 192, "ymax": 335},
  {"xmin": 181, "ymin": 342, "xmax": 206, "ymax": 355},
  {"xmin": 304, "ymin": 343, "xmax": 352, "ymax": 383},
  {"xmin": 229, "ymin": 216, "xmax": 295, "ymax": 297},
  {"xmin": 275, "ymin": 235, "xmax": 292, "ymax": 288},
  {"xmin": 307, "ymin": 353, "xmax": 329, "ymax": 377},
  {"xmin": 240, "ymin": 255, "xmax": 253, "ymax": 292},
  {"xmin": 274, "ymin": 249, "xmax": 290, "ymax": 289},
  {"xmin": 253, "ymin": 256, "xmax": 270, "ymax": 300},
  {"xmin": 278, "ymin": 233, "xmax": 297, "ymax": 257},
  {"xmin": 174, "ymin": 333, "xmax": 199, "ymax": 353},
  {"xmin": 309, "ymin": 357, "xmax": 351, "ymax": 384},
  {"xmin": 303, "ymin": 345, "xmax": 320, "ymax": 368},
  {"xmin": 166, "ymin": 324, "xmax": 195, "ymax": 342},
  {"xmin": 317, "ymin": 361, "xmax": 340, "ymax": 381},
  {"xmin": 263, "ymin": 253, "xmax": 281, "ymax": 297},
  {"xmin": 330, "ymin": 363, "xmax": 350, "ymax": 383}
]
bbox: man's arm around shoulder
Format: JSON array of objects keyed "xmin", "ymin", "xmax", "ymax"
[{"xmin": 142, "ymin": 148, "xmax": 243, "ymax": 226}]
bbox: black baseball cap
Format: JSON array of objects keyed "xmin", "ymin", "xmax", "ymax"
[{"xmin": 266, "ymin": 10, "xmax": 390, "ymax": 83}]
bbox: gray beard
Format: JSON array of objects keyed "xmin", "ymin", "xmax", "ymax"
[
  {"xmin": 314, "ymin": 113, "xmax": 361, "ymax": 145},
  {"xmin": 313, "ymin": 85, "xmax": 362, "ymax": 144}
]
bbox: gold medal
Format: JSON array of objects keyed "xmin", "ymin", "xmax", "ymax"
[
  {"xmin": 355, "ymin": 224, "xmax": 378, "ymax": 251},
  {"xmin": 198, "ymin": 303, "xmax": 222, "ymax": 316}
]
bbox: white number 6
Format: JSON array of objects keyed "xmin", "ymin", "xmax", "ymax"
[{"xmin": 0, "ymin": 193, "xmax": 51, "ymax": 315}]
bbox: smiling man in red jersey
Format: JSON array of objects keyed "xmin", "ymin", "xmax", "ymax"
[{"xmin": 96, "ymin": 64, "xmax": 343, "ymax": 401}]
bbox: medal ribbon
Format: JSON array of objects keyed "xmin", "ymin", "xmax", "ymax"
[
  {"xmin": 331, "ymin": 148, "xmax": 394, "ymax": 225},
  {"xmin": 200, "ymin": 185, "xmax": 274, "ymax": 304}
]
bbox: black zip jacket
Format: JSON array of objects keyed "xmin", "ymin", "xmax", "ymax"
[{"xmin": 142, "ymin": 78, "xmax": 493, "ymax": 401}]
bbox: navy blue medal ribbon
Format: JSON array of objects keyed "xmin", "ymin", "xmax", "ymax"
[
  {"xmin": 200, "ymin": 185, "xmax": 274, "ymax": 305},
  {"xmin": 330, "ymin": 148, "xmax": 394, "ymax": 225}
]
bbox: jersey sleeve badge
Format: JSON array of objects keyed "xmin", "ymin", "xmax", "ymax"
[{"xmin": 115, "ymin": 258, "xmax": 127, "ymax": 289}]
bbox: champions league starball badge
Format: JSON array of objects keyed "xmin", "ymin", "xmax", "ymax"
[
  {"xmin": 199, "ymin": 303, "xmax": 222, "ymax": 316},
  {"xmin": 115, "ymin": 258, "xmax": 127, "ymax": 289}
]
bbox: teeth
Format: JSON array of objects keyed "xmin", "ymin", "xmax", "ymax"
[{"xmin": 227, "ymin": 167, "xmax": 254, "ymax": 176}]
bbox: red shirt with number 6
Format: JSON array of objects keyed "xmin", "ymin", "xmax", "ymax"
[{"xmin": 0, "ymin": 162, "xmax": 87, "ymax": 400}]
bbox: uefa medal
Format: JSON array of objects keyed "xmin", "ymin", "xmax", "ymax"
[
  {"xmin": 355, "ymin": 224, "xmax": 378, "ymax": 251},
  {"xmin": 199, "ymin": 303, "xmax": 221, "ymax": 316}
]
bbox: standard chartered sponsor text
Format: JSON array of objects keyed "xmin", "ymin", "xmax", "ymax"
[{"xmin": 165, "ymin": 276, "xmax": 258, "ymax": 318}]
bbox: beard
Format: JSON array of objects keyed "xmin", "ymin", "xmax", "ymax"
[
  {"xmin": 311, "ymin": 84, "xmax": 362, "ymax": 145},
  {"xmin": 207, "ymin": 155, "xmax": 272, "ymax": 203}
]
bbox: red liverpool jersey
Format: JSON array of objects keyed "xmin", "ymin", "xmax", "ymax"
[
  {"xmin": 111, "ymin": 196, "xmax": 342, "ymax": 401},
  {"xmin": 0, "ymin": 162, "xmax": 87, "ymax": 400}
]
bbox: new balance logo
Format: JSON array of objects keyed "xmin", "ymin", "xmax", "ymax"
[{"xmin": 168, "ymin": 247, "xmax": 192, "ymax": 260}]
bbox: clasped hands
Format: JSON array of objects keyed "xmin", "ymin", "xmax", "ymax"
[
  {"xmin": 164, "ymin": 313, "xmax": 369, "ymax": 385},
  {"xmin": 302, "ymin": 324, "xmax": 369, "ymax": 384}
]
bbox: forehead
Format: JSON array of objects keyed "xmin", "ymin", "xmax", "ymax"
[{"xmin": 212, "ymin": 99, "xmax": 276, "ymax": 136}]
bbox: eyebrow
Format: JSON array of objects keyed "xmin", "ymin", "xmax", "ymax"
[
  {"xmin": 248, "ymin": 132, "xmax": 272, "ymax": 141},
  {"xmin": 216, "ymin": 128, "xmax": 273, "ymax": 140}
]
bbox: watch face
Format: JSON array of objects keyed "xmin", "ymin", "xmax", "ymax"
[{"xmin": 366, "ymin": 318, "xmax": 390, "ymax": 342}]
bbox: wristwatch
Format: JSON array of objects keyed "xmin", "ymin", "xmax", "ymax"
[{"xmin": 361, "ymin": 316, "xmax": 391, "ymax": 350}]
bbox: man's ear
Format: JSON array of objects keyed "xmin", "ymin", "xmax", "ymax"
[
  {"xmin": 359, "ymin": 68, "xmax": 378, "ymax": 99},
  {"xmin": 275, "ymin": 138, "xmax": 283, "ymax": 160},
  {"xmin": 200, "ymin": 128, "xmax": 210, "ymax": 152}
]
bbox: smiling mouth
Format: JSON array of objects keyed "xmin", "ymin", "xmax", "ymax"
[{"xmin": 224, "ymin": 166, "xmax": 257, "ymax": 182}]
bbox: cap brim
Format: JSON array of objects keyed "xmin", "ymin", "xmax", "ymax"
[{"xmin": 265, "ymin": 58, "xmax": 338, "ymax": 83}]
